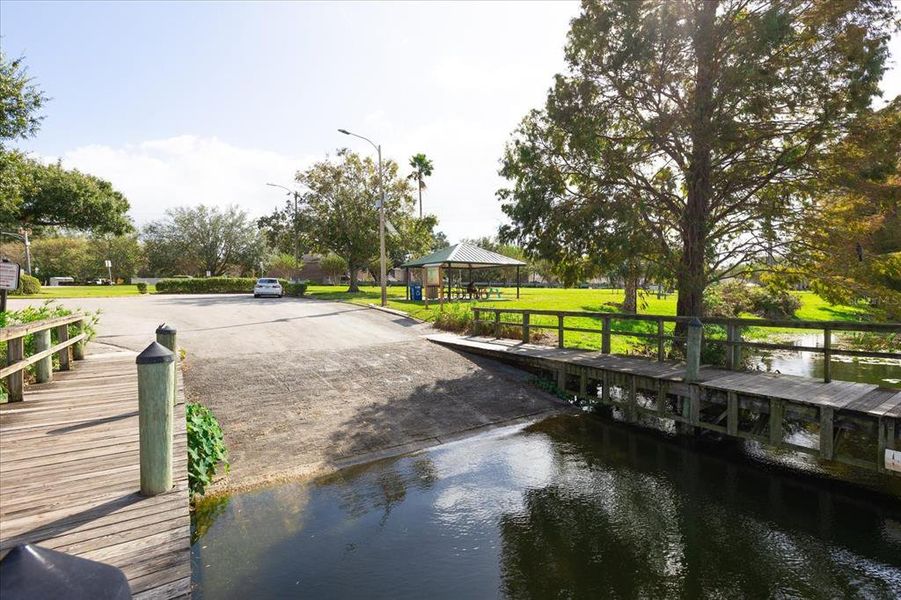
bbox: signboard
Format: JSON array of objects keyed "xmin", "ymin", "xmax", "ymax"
[
  {"xmin": 0, "ymin": 261, "xmax": 21, "ymax": 291},
  {"xmin": 886, "ymin": 449, "xmax": 901, "ymax": 473},
  {"xmin": 104, "ymin": 259, "xmax": 112, "ymax": 268},
  {"xmin": 425, "ymin": 266, "xmax": 440, "ymax": 287}
]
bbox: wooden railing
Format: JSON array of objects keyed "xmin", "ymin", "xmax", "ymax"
[
  {"xmin": 471, "ymin": 308, "xmax": 901, "ymax": 383},
  {"xmin": 1, "ymin": 314, "xmax": 87, "ymax": 401}
]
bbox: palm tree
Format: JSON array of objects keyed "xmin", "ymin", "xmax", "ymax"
[{"xmin": 408, "ymin": 153, "xmax": 434, "ymax": 218}]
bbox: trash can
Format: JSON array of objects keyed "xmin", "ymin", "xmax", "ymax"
[{"xmin": 410, "ymin": 283, "xmax": 422, "ymax": 301}]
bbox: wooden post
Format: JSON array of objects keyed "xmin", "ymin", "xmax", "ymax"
[
  {"xmin": 137, "ymin": 342, "xmax": 175, "ymax": 496},
  {"xmin": 725, "ymin": 324, "xmax": 735, "ymax": 370},
  {"xmin": 656, "ymin": 318, "xmax": 665, "ymax": 362},
  {"xmin": 877, "ymin": 417, "xmax": 887, "ymax": 472},
  {"xmin": 6, "ymin": 337, "xmax": 24, "ymax": 402},
  {"xmin": 727, "ymin": 391, "xmax": 739, "ymax": 436},
  {"xmin": 601, "ymin": 370, "xmax": 610, "ymax": 404},
  {"xmin": 156, "ymin": 324, "xmax": 178, "ymax": 406},
  {"xmin": 557, "ymin": 313, "xmax": 565, "ymax": 349},
  {"xmin": 732, "ymin": 325, "xmax": 742, "ymax": 370},
  {"xmin": 516, "ymin": 265, "xmax": 520, "ymax": 299},
  {"xmin": 522, "ymin": 312, "xmax": 530, "ymax": 343},
  {"xmin": 56, "ymin": 324, "xmax": 70, "ymax": 371},
  {"xmin": 73, "ymin": 318, "xmax": 85, "ymax": 360},
  {"xmin": 472, "ymin": 308, "xmax": 480, "ymax": 335},
  {"xmin": 820, "ymin": 406, "xmax": 834, "ymax": 460},
  {"xmin": 601, "ymin": 316, "xmax": 611, "ymax": 354},
  {"xmin": 494, "ymin": 310, "xmax": 500, "ymax": 338},
  {"xmin": 823, "ymin": 326, "xmax": 832, "ymax": 383},
  {"xmin": 627, "ymin": 376, "xmax": 637, "ymax": 422},
  {"xmin": 557, "ymin": 368, "xmax": 567, "ymax": 394},
  {"xmin": 684, "ymin": 317, "xmax": 702, "ymax": 383},
  {"xmin": 769, "ymin": 398, "xmax": 783, "ymax": 447},
  {"xmin": 34, "ymin": 328, "xmax": 52, "ymax": 383},
  {"xmin": 656, "ymin": 381, "xmax": 666, "ymax": 415},
  {"xmin": 579, "ymin": 370, "xmax": 588, "ymax": 398}
]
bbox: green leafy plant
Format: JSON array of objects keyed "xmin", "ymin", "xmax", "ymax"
[
  {"xmin": 136, "ymin": 282, "xmax": 148, "ymax": 294},
  {"xmin": 186, "ymin": 402, "xmax": 228, "ymax": 497},
  {"xmin": 283, "ymin": 281, "xmax": 308, "ymax": 297},
  {"xmin": 156, "ymin": 276, "xmax": 262, "ymax": 294},
  {"xmin": 8, "ymin": 273, "xmax": 41, "ymax": 296}
]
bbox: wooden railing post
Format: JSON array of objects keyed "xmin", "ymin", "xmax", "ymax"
[
  {"xmin": 56, "ymin": 324, "xmax": 70, "ymax": 371},
  {"xmin": 684, "ymin": 318, "xmax": 702, "ymax": 383},
  {"xmin": 494, "ymin": 310, "xmax": 500, "ymax": 338},
  {"xmin": 522, "ymin": 312, "xmax": 530, "ymax": 344},
  {"xmin": 656, "ymin": 318, "xmax": 665, "ymax": 362},
  {"xmin": 601, "ymin": 316, "xmax": 611, "ymax": 354},
  {"xmin": 557, "ymin": 313, "xmax": 564, "ymax": 349},
  {"xmin": 823, "ymin": 326, "xmax": 832, "ymax": 383},
  {"xmin": 73, "ymin": 318, "xmax": 85, "ymax": 361},
  {"xmin": 725, "ymin": 324, "xmax": 736, "ymax": 370},
  {"xmin": 156, "ymin": 324, "xmax": 178, "ymax": 405},
  {"xmin": 472, "ymin": 308, "xmax": 479, "ymax": 334},
  {"xmin": 137, "ymin": 341, "xmax": 175, "ymax": 496},
  {"xmin": 6, "ymin": 337, "xmax": 24, "ymax": 402},
  {"xmin": 34, "ymin": 328, "xmax": 52, "ymax": 383}
]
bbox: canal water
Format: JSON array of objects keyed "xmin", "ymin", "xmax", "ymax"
[{"xmin": 192, "ymin": 415, "xmax": 901, "ymax": 599}]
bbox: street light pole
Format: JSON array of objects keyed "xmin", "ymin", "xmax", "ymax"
[
  {"xmin": 338, "ymin": 128, "xmax": 387, "ymax": 307},
  {"xmin": 266, "ymin": 183, "xmax": 302, "ymax": 281},
  {"xmin": 2, "ymin": 230, "xmax": 31, "ymax": 275}
]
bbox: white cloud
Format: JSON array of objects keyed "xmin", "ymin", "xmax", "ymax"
[{"xmin": 46, "ymin": 136, "xmax": 311, "ymax": 225}]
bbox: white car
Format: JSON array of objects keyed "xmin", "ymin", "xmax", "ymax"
[{"xmin": 253, "ymin": 278, "xmax": 283, "ymax": 298}]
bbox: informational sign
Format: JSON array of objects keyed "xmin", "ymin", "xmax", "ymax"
[
  {"xmin": 0, "ymin": 261, "xmax": 21, "ymax": 291},
  {"xmin": 425, "ymin": 266, "xmax": 440, "ymax": 287},
  {"xmin": 104, "ymin": 259, "xmax": 112, "ymax": 268},
  {"xmin": 886, "ymin": 449, "xmax": 901, "ymax": 473}
]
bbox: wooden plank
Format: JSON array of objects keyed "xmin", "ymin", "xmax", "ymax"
[
  {"xmin": 0, "ymin": 347, "xmax": 190, "ymax": 599},
  {"xmin": 0, "ymin": 314, "xmax": 84, "ymax": 342}
]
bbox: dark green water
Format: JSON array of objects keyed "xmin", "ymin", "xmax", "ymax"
[{"xmin": 192, "ymin": 414, "xmax": 901, "ymax": 599}]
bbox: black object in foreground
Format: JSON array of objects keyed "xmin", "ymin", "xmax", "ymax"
[{"xmin": 0, "ymin": 544, "xmax": 131, "ymax": 599}]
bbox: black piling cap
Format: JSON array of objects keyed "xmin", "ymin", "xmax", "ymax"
[
  {"xmin": 155, "ymin": 323, "xmax": 177, "ymax": 334},
  {"xmin": 136, "ymin": 341, "xmax": 174, "ymax": 365}
]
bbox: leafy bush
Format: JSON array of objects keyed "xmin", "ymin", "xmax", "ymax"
[
  {"xmin": 8, "ymin": 273, "xmax": 41, "ymax": 296},
  {"xmin": 186, "ymin": 403, "xmax": 229, "ymax": 497},
  {"xmin": 750, "ymin": 286, "xmax": 801, "ymax": 319},
  {"xmin": 156, "ymin": 277, "xmax": 258, "ymax": 294},
  {"xmin": 136, "ymin": 282, "xmax": 148, "ymax": 294},
  {"xmin": 284, "ymin": 281, "xmax": 308, "ymax": 297},
  {"xmin": 433, "ymin": 302, "xmax": 475, "ymax": 333},
  {"xmin": 704, "ymin": 281, "xmax": 800, "ymax": 320}
]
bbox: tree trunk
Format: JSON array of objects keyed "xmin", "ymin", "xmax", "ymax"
[
  {"xmin": 418, "ymin": 178, "xmax": 423, "ymax": 219},
  {"xmin": 623, "ymin": 274, "xmax": 639, "ymax": 314},
  {"xmin": 677, "ymin": 0, "xmax": 717, "ymax": 321},
  {"xmin": 347, "ymin": 261, "xmax": 359, "ymax": 293}
]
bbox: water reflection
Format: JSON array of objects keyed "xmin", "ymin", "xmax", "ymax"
[{"xmin": 192, "ymin": 415, "xmax": 901, "ymax": 599}]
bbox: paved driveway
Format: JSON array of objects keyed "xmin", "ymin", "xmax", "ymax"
[{"xmin": 8, "ymin": 294, "xmax": 565, "ymax": 491}]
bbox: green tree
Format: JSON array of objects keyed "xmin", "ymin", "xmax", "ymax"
[
  {"xmin": 88, "ymin": 234, "xmax": 145, "ymax": 282},
  {"xmin": 320, "ymin": 253, "xmax": 348, "ymax": 284},
  {"xmin": 298, "ymin": 149, "xmax": 423, "ymax": 292},
  {"xmin": 408, "ymin": 153, "xmax": 434, "ymax": 218},
  {"xmin": 790, "ymin": 99, "xmax": 901, "ymax": 318},
  {"xmin": 143, "ymin": 205, "xmax": 265, "ymax": 277},
  {"xmin": 499, "ymin": 0, "xmax": 895, "ymax": 319},
  {"xmin": 30, "ymin": 237, "xmax": 92, "ymax": 281},
  {"xmin": 0, "ymin": 50, "xmax": 46, "ymax": 144}
]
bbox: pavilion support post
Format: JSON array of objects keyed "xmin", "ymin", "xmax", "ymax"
[{"xmin": 516, "ymin": 265, "xmax": 520, "ymax": 299}]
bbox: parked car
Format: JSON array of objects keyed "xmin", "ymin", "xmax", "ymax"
[{"xmin": 253, "ymin": 278, "xmax": 283, "ymax": 298}]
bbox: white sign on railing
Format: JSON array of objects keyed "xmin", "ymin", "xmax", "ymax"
[
  {"xmin": 0, "ymin": 261, "xmax": 21, "ymax": 291},
  {"xmin": 886, "ymin": 449, "xmax": 901, "ymax": 473}
]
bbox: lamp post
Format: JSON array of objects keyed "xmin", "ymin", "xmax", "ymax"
[
  {"xmin": 1, "ymin": 229, "xmax": 31, "ymax": 275},
  {"xmin": 338, "ymin": 128, "xmax": 387, "ymax": 307},
  {"xmin": 265, "ymin": 183, "xmax": 302, "ymax": 281}
]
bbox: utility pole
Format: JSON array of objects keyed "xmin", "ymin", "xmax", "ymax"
[{"xmin": 266, "ymin": 183, "xmax": 303, "ymax": 282}]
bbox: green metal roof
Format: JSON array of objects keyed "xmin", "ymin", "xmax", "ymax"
[{"xmin": 401, "ymin": 243, "xmax": 527, "ymax": 268}]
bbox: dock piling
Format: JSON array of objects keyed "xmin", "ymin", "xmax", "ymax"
[{"xmin": 136, "ymin": 342, "xmax": 175, "ymax": 496}]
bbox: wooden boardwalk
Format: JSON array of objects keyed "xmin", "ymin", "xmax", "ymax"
[
  {"xmin": 0, "ymin": 345, "xmax": 191, "ymax": 599},
  {"xmin": 429, "ymin": 334, "xmax": 901, "ymax": 473}
]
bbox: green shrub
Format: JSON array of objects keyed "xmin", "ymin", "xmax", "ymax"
[
  {"xmin": 749, "ymin": 285, "xmax": 801, "ymax": 319},
  {"xmin": 136, "ymin": 282, "xmax": 148, "ymax": 294},
  {"xmin": 8, "ymin": 273, "xmax": 41, "ymax": 296},
  {"xmin": 284, "ymin": 281, "xmax": 308, "ymax": 297},
  {"xmin": 155, "ymin": 277, "xmax": 257, "ymax": 294},
  {"xmin": 433, "ymin": 302, "xmax": 474, "ymax": 333},
  {"xmin": 186, "ymin": 403, "xmax": 229, "ymax": 498}
]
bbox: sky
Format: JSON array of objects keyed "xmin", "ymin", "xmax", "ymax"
[{"xmin": 1, "ymin": 1, "xmax": 900, "ymax": 243}]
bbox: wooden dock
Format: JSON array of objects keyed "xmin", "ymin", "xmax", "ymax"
[
  {"xmin": 429, "ymin": 334, "xmax": 901, "ymax": 474},
  {"xmin": 0, "ymin": 346, "xmax": 191, "ymax": 598}
]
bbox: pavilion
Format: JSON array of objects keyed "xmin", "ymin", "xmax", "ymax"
[{"xmin": 400, "ymin": 242, "xmax": 527, "ymax": 300}]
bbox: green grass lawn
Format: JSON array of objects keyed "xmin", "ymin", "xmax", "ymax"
[
  {"xmin": 14, "ymin": 284, "xmax": 156, "ymax": 298},
  {"xmin": 305, "ymin": 285, "xmax": 874, "ymax": 353}
]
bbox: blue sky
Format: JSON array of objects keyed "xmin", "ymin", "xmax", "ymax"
[{"xmin": 2, "ymin": 1, "xmax": 899, "ymax": 241}]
